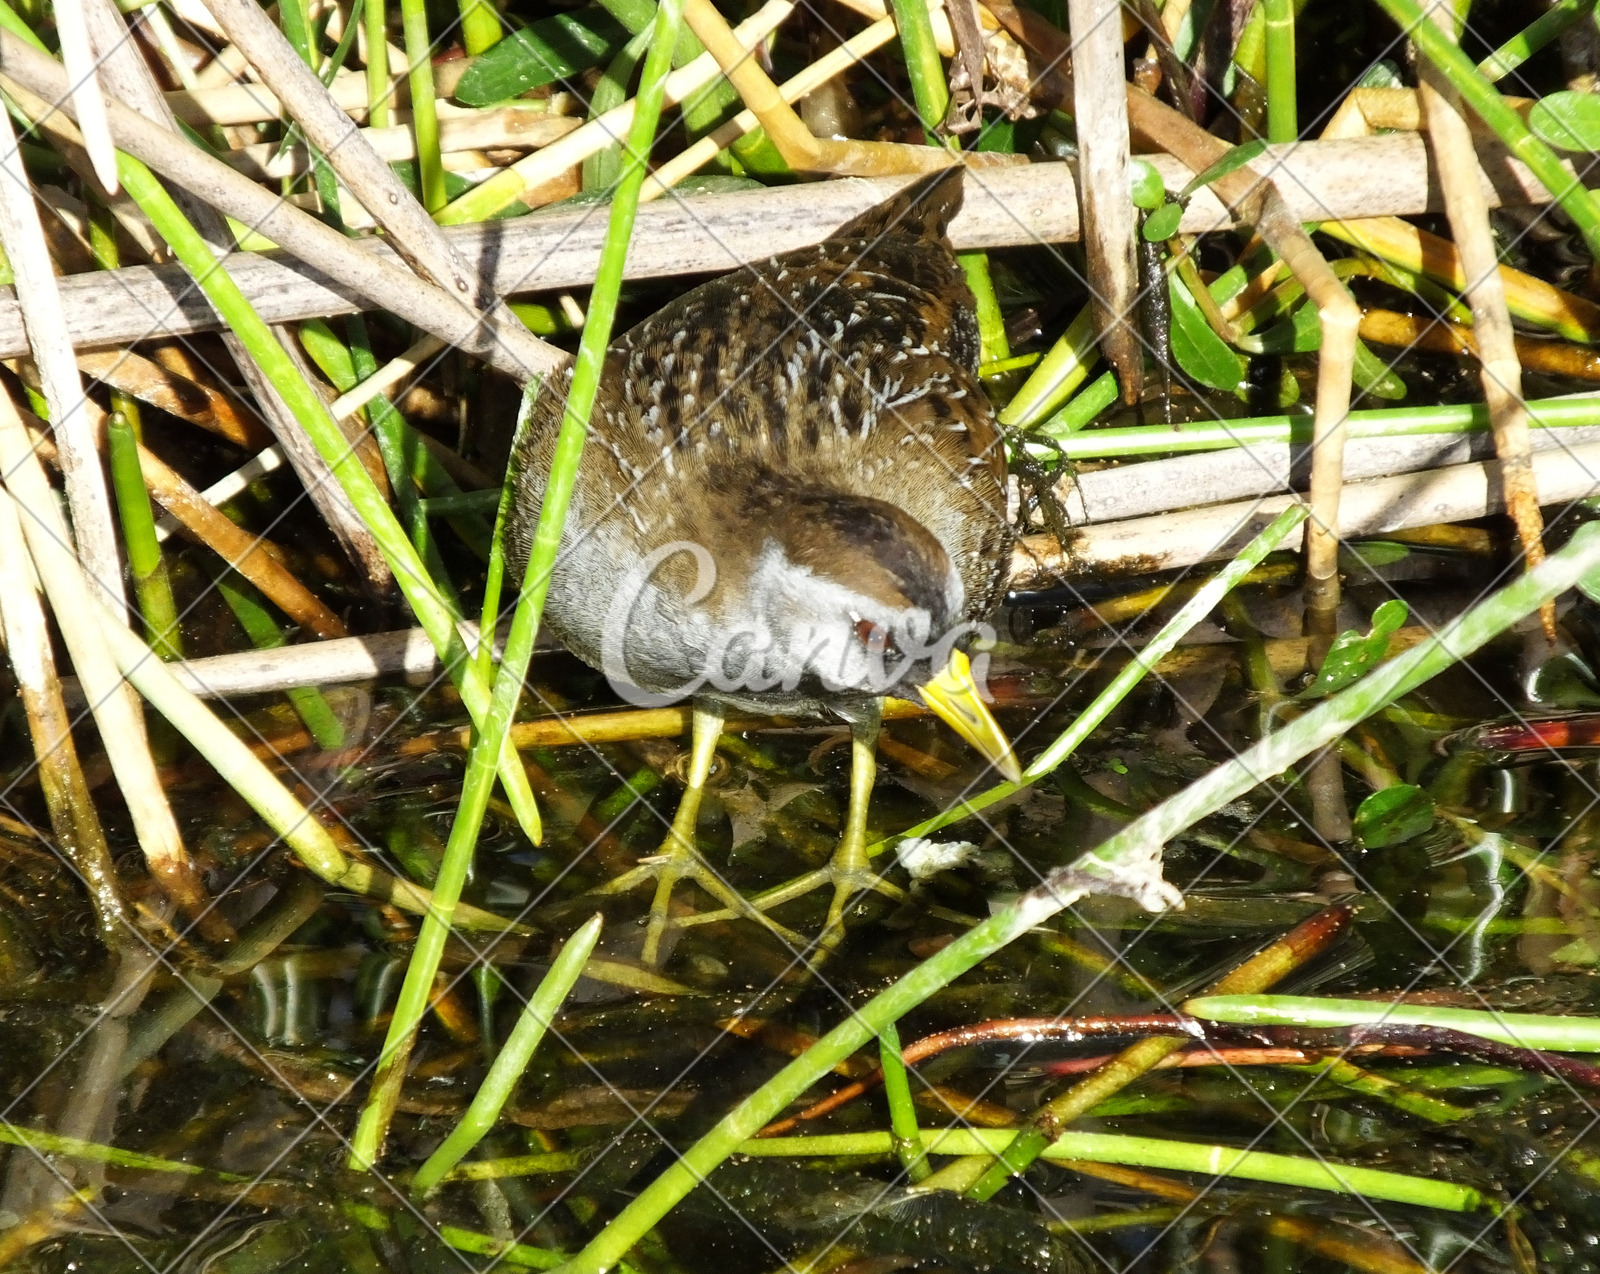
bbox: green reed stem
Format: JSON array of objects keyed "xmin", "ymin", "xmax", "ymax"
[
  {"xmin": 1477, "ymin": 0, "xmax": 1595, "ymax": 82},
  {"xmin": 1032, "ymin": 368, "xmax": 1119, "ymax": 439},
  {"xmin": 568, "ymin": 505, "xmax": 1600, "ymax": 1270},
  {"xmin": 879, "ymin": 1021, "xmax": 929, "ymax": 1182},
  {"xmin": 214, "ymin": 571, "xmax": 345, "ymax": 749},
  {"xmin": 399, "ymin": 0, "xmax": 444, "ymax": 211},
  {"xmin": 1262, "ymin": 0, "xmax": 1296, "ymax": 141},
  {"xmin": 116, "ymin": 154, "xmax": 540, "ymax": 835},
  {"xmin": 365, "ymin": 0, "xmax": 391, "ymax": 126},
  {"xmin": 457, "ymin": 0, "xmax": 502, "ymax": 56},
  {"xmin": 298, "ymin": 316, "xmax": 459, "ymax": 607},
  {"xmin": 350, "ymin": 0, "xmax": 683, "ymax": 1171},
  {"xmin": 889, "ymin": 0, "xmax": 948, "ymax": 141},
  {"xmin": 999, "ymin": 304, "xmax": 1096, "ymax": 428},
  {"xmin": 479, "ymin": 383, "xmax": 537, "ymax": 683},
  {"xmin": 1375, "ymin": 0, "xmax": 1600, "ymax": 258},
  {"xmin": 413, "ymin": 914, "xmax": 602, "ymax": 1195},
  {"xmin": 1051, "ymin": 394, "xmax": 1600, "ymax": 458},
  {"xmin": 0, "ymin": 1122, "xmax": 246, "ymax": 1180},
  {"xmin": 1286, "ymin": 1059, "xmax": 1474, "ymax": 1123},
  {"xmin": 739, "ymin": 1131, "xmax": 1486, "ymax": 1212},
  {"xmin": 959, "ymin": 253, "xmax": 1009, "ymax": 365},
  {"xmin": 1187, "ymin": 994, "xmax": 1600, "ymax": 1050},
  {"xmin": 106, "ymin": 412, "xmax": 182, "ymax": 661}
]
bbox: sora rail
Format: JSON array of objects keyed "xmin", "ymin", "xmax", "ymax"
[{"xmin": 507, "ymin": 168, "xmax": 1019, "ymax": 962}]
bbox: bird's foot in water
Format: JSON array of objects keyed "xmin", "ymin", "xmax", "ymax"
[
  {"xmin": 666, "ymin": 841, "xmax": 910, "ymax": 958},
  {"xmin": 595, "ymin": 831, "xmax": 810, "ymax": 966}
]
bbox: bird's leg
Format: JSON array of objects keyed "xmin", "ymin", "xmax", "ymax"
[
  {"xmin": 821, "ymin": 698, "xmax": 886, "ymax": 948},
  {"xmin": 638, "ymin": 697, "xmax": 722, "ymax": 966},
  {"xmin": 598, "ymin": 698, "xmax": 808, "ymax": 964}
]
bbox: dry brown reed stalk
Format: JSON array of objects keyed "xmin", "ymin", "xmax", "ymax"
[
  {"xmin": 0, "ymin": 488, "xmax": 131, "ymax": 947},
  {"xmin": 77, "ymin": 0, "xmax": 391, "ymax": 589},
  {"xmin": 1052, "ymin": 425, "xmax": 1600, "ymax": 524},
  {"xmin": 200, "ymin": 0, "xmax": 563, "ymax": 376},
  {"xmin": 0, "ymin": 100, "xmax": 127, "ymax": 625},
  {"xmin": 1069, "ymin": 0, "xmax": 1142, "ymax": 402},
  {"xmin": 0, "ymin": 138, "xmax": 1550, "ymax": 357},
  {"xmin": 1417, "ymin": 0, "xmax": 1551, "ymax": 638},
  {"xmin": 1359, "ymin": 308, "xmax": 1600, "ymax": 378},
  {"xmin": 133, "ymin": 445, "xmax": 350, "ymax": 640},
  {"xmin": 1010, "ymin": 439, "xmax": 1600, "ymax": 585},
  {"xmin": 680, "ymin": 0, "xmax": 1023, "ymax": 176},
  {"xmin": 19, "ymin": 414, "xmax": 347, "ymax": 640},
  {"xmin": 164, "ymin": 58, "xmax": 468, "ymax": 127},
  {"xmin": 221, "ymin": 109, "xmax": 580, "ymax": 181},
  {"xmin": 1322, "ymin": 216, "xmax": 1600, "ymax": 341},
  {"xmin": 0, "ymin": 386, "xmax": 223, "ymax": 936},
  {"xmin": 72, "ymin": 349, "xmax": 271, "ymax": 449}
]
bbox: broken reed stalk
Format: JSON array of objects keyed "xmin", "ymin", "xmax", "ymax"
[
  {"xmin": 1416, "ymin": 0, "xmax": 1552, "ymax": 638},
  {"xmin": 566, "ymin": 526, "xmax": 1600, "ymax": 1274},
  {"xmin": 131, "ymin": 436, "xmax": 349, "ymax": 639},
  {"xmin": 0, "ymin": 387, "xmax": 219, "ymax": 934},
  {"xmin": 0, "ymin": 487, "xmax": 130, "ymax": 947},
  {"xmin": 349, "ymin": 0, "xmax": 688, "ymax": 1173},
  {"xmin": 75, "ymin": 348, "xmax": 270, "ymax": 450},
  {"xmin": 1070, "ymin": 0, "xmax": 1141, "ymax": 402}
]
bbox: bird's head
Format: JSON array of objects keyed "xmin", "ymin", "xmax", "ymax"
[{"xmin": 726, "ymin": 491, "xmax": 1020, "ymax": 782}]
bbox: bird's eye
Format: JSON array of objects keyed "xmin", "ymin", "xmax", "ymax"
[{"xmin": 854, "ymin": 617, "xmax": 894, "ymax": 656}]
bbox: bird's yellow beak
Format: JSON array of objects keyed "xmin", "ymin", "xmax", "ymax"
[{"xmin": 917, "ymin": 649, "xmax": 1022, "ymax": 784}]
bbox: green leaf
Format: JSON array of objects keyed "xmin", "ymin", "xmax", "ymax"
[
  {"xmin": 1167, "ymin": 273, "xmax": 1246, "ymax": 393},
  {"xmin": 1300, "ymin": 598, "xmax": 1409, "ymax": 699},
  {"xmin": 455, "ymin": 8, "xmax": 631, "ymax": 105},
  {"xmin": 1237, "ymin": 299, "xmax": 1321, "ymax": 354},
  {"xmin": 1530, "ymin": 90, "xmax": 1600, "ymax": 152},
  {"xmin": 1352, "ymin": 338, "xmax": 1407, "ymax": 400},
  {"xmin": 1527, "ymin": 649, "xmax": 1600, "ymax": 709},
  {"xmin": 1338, "ymin": 540, "xmax": 1411, "ymax": 572},
  {"xmin": 1354, "ymin": 784, "xmax": 1435, "ymax": 849},
  {"xmin": 1142, "ymin": 201, "xmax": 1183, "ymax": 241},
  {"xmin": 1129, "ymin": 159, "xmax": 1166, "ymax": 210},
  {"xmin": 1177, "ymin": 139, "xmax": 1267, "ymax": 201}
]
